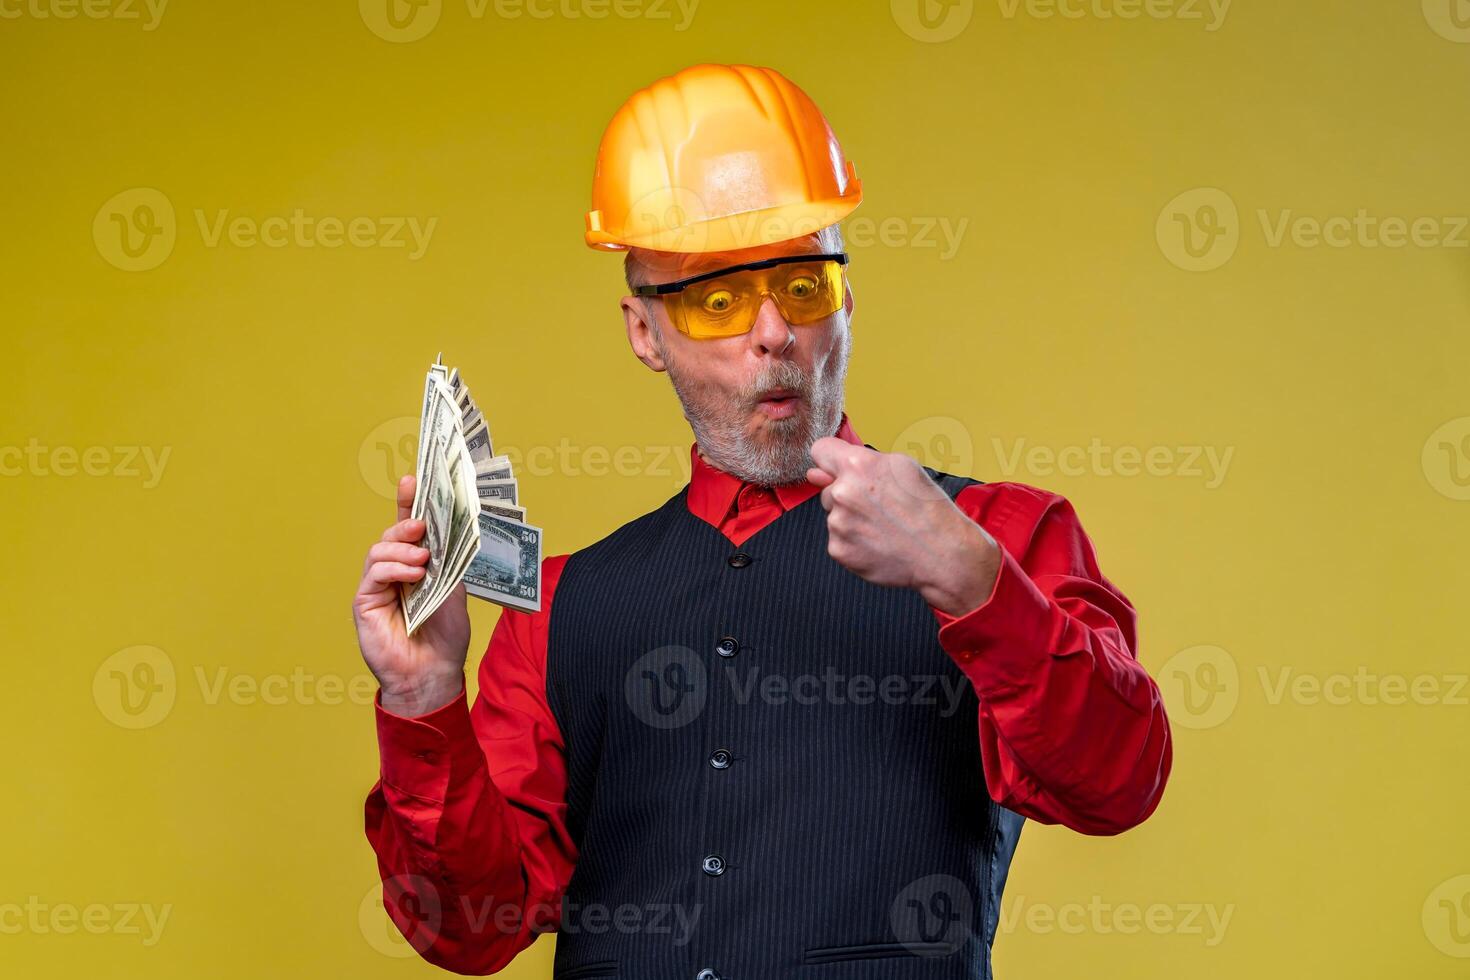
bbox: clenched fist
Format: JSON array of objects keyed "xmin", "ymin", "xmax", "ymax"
[{"xmin": 805, "ymin": 437, "xmax": 1001, "ymax": 618}]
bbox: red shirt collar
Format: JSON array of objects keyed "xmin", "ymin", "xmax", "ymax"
[{"xmin": 686, "ymin": 413, "xmax": 863, "ymax": 526}]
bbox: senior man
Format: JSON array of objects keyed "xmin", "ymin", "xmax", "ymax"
[{"xmin": 354, "ymin": 63, "xmax": 1172, "ymax": 980}]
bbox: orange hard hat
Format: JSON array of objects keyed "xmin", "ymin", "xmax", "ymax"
[{"xmin": 584, "ymin": 63, "xmax": 863, "ymax": 254}]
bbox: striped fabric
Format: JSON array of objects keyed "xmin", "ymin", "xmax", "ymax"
[{"xmin": 546, "ymin": 469, "xmax": 1025, "ymax": 980}]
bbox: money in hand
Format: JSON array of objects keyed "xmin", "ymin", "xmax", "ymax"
[{"xmin": 400, "ymin": 354, "xmax": 543, "ymax": 634}]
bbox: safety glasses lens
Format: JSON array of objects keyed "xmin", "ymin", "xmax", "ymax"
[{"xmin": 670, "ymin": 260, "xmax": 844, "ymax": 339}]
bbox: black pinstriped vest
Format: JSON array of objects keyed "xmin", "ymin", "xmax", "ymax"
[{"xmin": 545, "ymin": 465, "xmax": 1025, "ymax": 980}]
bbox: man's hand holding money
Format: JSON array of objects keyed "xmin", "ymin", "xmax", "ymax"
[{"xmin": 352, "ymin": 474, "xmax": 470, "ymax": 718}]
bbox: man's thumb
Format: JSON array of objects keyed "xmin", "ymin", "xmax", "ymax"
[{"xmin": 807, "ymin": 436, "xmax": 849, "ymax": 475}]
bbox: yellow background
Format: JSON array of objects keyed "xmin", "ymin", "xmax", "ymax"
[{"xmin": 4, "ymin": 0, "xmax": 1469, "ymax": 976}]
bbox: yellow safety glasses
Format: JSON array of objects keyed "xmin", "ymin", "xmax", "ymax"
[{"xmin": 632, "ymin": 252, "xmax": 849, "ymax": 340}]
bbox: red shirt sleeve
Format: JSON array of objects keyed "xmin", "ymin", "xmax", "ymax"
[
  {"xmin": 932, "ymin": 482, "xmax": 1173, "ymax": 836},
  {"xmin": 363, "ymin": 554, "xmax": 576, "ymax": 974}
]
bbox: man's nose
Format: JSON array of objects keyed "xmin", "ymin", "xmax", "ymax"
[{"xmin": 748, "ymin": 295, "xmax": 794, "ymax": 354}]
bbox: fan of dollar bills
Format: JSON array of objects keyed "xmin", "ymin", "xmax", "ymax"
[{"xmin": 400, "ymin": 354, "xmax": 543, "ymax": 634}]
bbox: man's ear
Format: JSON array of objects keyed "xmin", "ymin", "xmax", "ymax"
[{"xmin": 621, "ymin": 296, "xmax": 668, "ymax": 373}]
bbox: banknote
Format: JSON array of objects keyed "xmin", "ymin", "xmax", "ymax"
[
  {"xmin": 431, "ymin": 428, "xmax": 479, "ymax": 615},
  {"xmin": 476, "ymin": 479, "xmax": 518, "ymax": 506},
  {"xmin": 464, "ymin": 422, "xmax": 495, "ymax": 468},
  {"xmin": 474, "ymin": 455, "xmax": 513, "ymax": 482},
  {"xmin": 464, "ymin": 511, "xmax": 542, "ymax": 613},
  {"xmin": 402, "ymin": 432, "xmax": 455, "ymax": 633},
  {"xmin": 399, "ymin": 354, "xmax": 540, "ymax": 632},
  {"xmin": 410, "ymin": 373, "xmax": 467, "ymax": 522},
  {"xmin": 480, "ymin": 500, "xmax": 525, "ymax": 521}
]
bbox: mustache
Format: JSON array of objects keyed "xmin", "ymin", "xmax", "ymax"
[{"xmin": 744, "ymin": 362, "xmax": 812, "ymax": 405}]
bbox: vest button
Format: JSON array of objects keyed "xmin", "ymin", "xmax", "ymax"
[
  {"xmin": 709, "ymin": 749, "xmax": 732, "ymax": 770},
  {"xmin": 726, "ymin": 552, "xmax": 751, "ymax": 568},
  {"xmin": 715, "ymin": 636, "xmax": 739, "ymax": 658},
  {"xmin": 696, "ymin": 970, "xmax": 721, "ymax": 980},
  {"xmin": 701, "ymin": 854, "xmax": 725, "ymax": 876}
]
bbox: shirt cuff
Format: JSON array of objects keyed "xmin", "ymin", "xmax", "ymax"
[
  {"xmin": 374, "ymin": 687, "xmax": 483, "ymax": 801},
  {"xmin": 930, "ymin": 543, "xmax": 1057, "ymax": 692}
]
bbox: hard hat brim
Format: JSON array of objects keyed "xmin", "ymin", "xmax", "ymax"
[{"xmin": 585, "ymin": 187, "xmax": 863, "ymax": 254}]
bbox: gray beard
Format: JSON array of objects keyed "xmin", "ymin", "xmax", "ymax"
[{"xmin": 661, "ymin": 329, "xmax": 852, "ymax": 486}]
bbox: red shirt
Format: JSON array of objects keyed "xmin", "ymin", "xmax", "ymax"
[{"xmin": 364, "ymin": 413, "xmax": 1172, "ymax": 974}]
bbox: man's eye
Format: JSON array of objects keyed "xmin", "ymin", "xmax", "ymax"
[
  {"xmin": 786, "ymin": 275, "xmax": 818, "ymax": 299},
  {"xmin": 701, "ymin": 289, "xmax": 737, "ymax": 314}
]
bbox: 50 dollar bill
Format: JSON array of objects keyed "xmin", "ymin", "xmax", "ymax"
[{"xmin": 463, "ymin": 510, "xmax": 542, "ymax": 613}]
